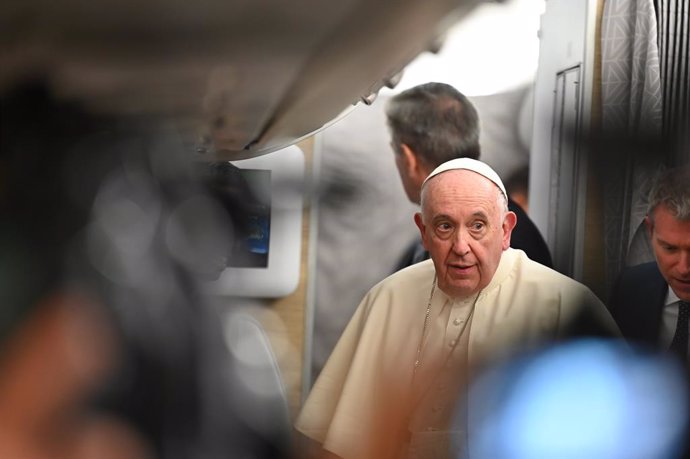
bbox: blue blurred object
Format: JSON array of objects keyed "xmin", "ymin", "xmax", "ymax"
[{"xmin": 460, "ymin": 339, "xmax": 690, "ymax": 459}]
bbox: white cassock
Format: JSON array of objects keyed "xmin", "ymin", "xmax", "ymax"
[{"xmin": 296, "ymin": 248, "xmax": 619, "ymax": 459}]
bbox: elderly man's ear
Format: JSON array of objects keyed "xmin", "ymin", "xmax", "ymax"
[
  {"xmin": 502, "ymin": 211, "xmax": 518, "ymax": 250},
  {"xmin": 414, "ymin": 211, "xmax": 426, "ymax": 236}
]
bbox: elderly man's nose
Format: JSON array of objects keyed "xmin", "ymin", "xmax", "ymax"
[{"xmin": 451, "ymin": 230, "xmax": 471, "ymax": 255}]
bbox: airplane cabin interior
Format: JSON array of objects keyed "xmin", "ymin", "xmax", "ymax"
[{"xmin": 1, "ymin": 0, "xmax": 690, "ymax": 458}]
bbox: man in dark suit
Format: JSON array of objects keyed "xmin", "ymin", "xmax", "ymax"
[
  {"xmin": 610, "ymin": 166, "xmax": 690, "ymax": 361},
  {"xmin": 386, "ymin": 82, "xmax": 553, "ymax": 270}
]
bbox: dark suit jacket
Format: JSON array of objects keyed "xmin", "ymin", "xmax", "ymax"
[
  {"xmin": 610, "ymin": 262, "xmax": 690, "ymax": 459},
  {"xmin": 396, "ymin": 198, "xmax": 553, "ymax": 270},
  {"xmin": 609, "ymin": 261, "xmax": 668, "ymax": 348}
]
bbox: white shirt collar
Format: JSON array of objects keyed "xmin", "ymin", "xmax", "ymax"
[{"xmin": 665, "ymin": 285, "xmax": 681, "ymax": 306}]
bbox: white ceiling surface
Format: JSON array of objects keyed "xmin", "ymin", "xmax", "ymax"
[{"xmin": 384, "ymin": 0, "xmax": 545, "ymax": 97}]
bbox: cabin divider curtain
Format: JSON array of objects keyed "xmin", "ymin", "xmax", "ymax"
[
  {"xmin": 601, "ymin": 0, "xmax": 662, "ymax": 134},
  {"xmin": 600, "ymin": 0, "xmax": 661, "ymax": 290},
  {"xmin": 657, "ymin": 0, "xmax": 690, "ymax": 163}
]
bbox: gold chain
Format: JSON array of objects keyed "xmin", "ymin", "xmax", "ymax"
[
  {"xmin": 413, "ymin": 276, "xmax": 481, "ymax": 376},
  {"xmin": 413, "ymin": 275, "xmax": 436, "ymax": 375}
]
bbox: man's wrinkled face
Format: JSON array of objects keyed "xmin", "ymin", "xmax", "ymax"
[
  {"xmin": 414, "ymin": 170, "xmax": 516, "ymax": 299},
  {"xmin": 647, "ymin": 205, "xmax": 690, "ymax": 302}
]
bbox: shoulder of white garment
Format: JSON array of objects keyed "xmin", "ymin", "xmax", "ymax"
[
  {"xmin": 489, "ymin": 248, "xmax": 618, "ymax": 334},
  {"xmin": 296, "ymin": 259, "xmax": 437, "ymax": 459}
]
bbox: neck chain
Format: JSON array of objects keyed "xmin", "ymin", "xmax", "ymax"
[
  {"xmin": 413, "ymin": 275, "xmax": 436, "ymax": 375},
  {"xmin": 413, "ymin": 275, "xmax": 480, "ymax": 376}
]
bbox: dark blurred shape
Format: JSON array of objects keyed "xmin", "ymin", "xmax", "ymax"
[
  {"xmin": 610, "ymin": 261, "xmax": 668, "ymax": 346},
  {"xmin": 0, "ymin": 82, "xmax": 290, "ymax": 458},
  {"xmin": 0, "ymin": 0, "xmax": 483, "ymax": 159},
  {"xmin": 504, "ymin": 165, "xmax": 529, "ymax": 213},
  {"xmin": 459, "ymin": 339, "xmax": 690, "ymax": 459},
  {"xmin": 505, "ymin": 198, "xmax": 553, "ymax": 269}
]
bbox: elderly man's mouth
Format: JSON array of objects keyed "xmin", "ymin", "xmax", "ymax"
[{"xmin": 449, "ymin": 264, "xmax": 475, "ymax": 275}]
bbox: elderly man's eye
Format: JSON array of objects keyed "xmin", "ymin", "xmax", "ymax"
[
  {"xmin": 471, "ymin": 222, "xmax": 485, "ymax": 231},
  {"xmin": 435, "ymin": 222, "xmax": 454, "ymax": 238}
]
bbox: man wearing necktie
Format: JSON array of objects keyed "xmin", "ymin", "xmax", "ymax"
[{"xmin": 610, "ymin": 166, "xmax": 690, "ymax": 363}]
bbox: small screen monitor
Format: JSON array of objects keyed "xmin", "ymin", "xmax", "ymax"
[
  {"xmin": 203, "ymin": 145, "xmax": 304, "ymax": 298},
  {"xmin": 224, "ymin": 168, "xmax": 271, "ymax": 268}
]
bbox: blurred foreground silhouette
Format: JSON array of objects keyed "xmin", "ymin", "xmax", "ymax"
[{"xmin": 0, "ymin": 83, "xmax": 290, "ymax": 459}]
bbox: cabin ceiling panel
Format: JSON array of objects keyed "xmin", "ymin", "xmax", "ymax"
[{"xmin": 0, "ymin": 0, "xmax": 483, "ymax": 159}]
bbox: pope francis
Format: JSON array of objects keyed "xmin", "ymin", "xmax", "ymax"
[{"xmin": 296, "ymin": 158, "xmax": 619, "ymax": 459}]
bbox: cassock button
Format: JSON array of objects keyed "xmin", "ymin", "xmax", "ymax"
[
  {"xmin": 453, "ymin": 318, "xmax": 462, "ymax": 326},
  {"xmin": 449, "ymin": 339, "xmax": 457, "ymax": 347}
]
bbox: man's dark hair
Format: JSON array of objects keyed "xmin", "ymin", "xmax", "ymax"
[{"xmin": 385, "ymin": 82, "xmax": 480, "ymax": 168}]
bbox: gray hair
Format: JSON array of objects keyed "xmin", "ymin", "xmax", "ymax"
[
  {"xmin": 385, "ymin": 82, "xmax": 480, "ymax": 168},
  {"xmin": 647, "ymin": 165, "xmax": 690, "ymax": 222}
]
